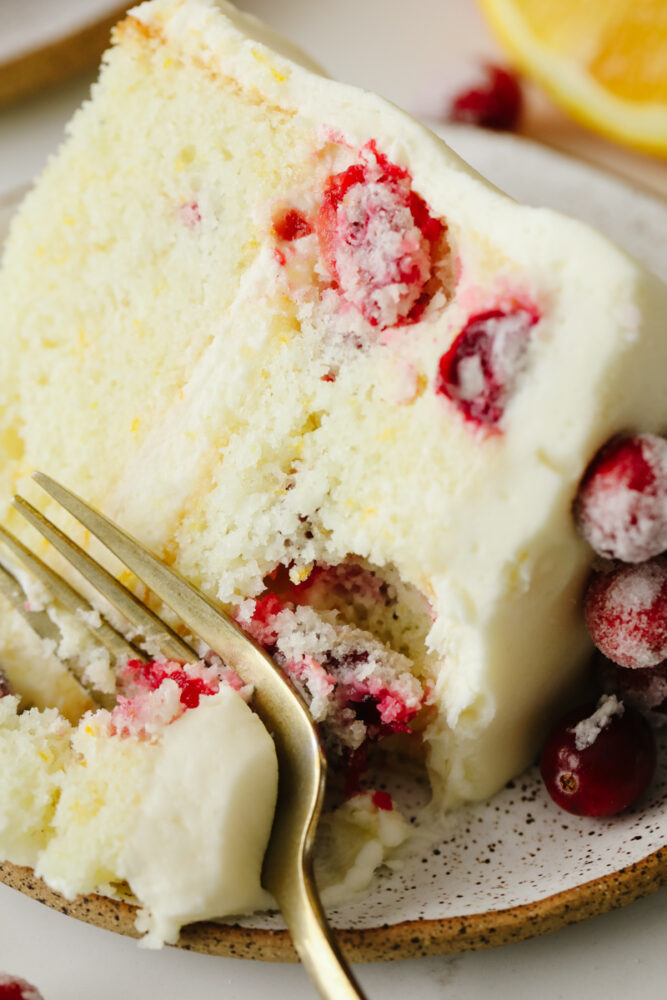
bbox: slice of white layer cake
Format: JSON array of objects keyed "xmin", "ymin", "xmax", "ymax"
[{"xmin": 0, "ymin": 0, "xmax": 666, "ymax": 837}]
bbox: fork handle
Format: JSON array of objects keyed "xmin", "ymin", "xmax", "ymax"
[{"xmin": 279, "ymin": 878, "xmax": 368, "ymax": 999}]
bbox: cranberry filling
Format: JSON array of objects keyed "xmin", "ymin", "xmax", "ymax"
[
  {"xmin": 122, "ymin": 659, "xmax": 217, "ymax": 709},
  {"xmin": 448, "ymin": 65, "xmax": 523, "ymax": 131},
  {"xmin": 436, "ymin": 306, "xmax": 538, "ymax": 427},
  {"xmin": 332, "ymin": 652, "xmax": 419, "ymax": 739},
  {"xmin": 237, "ymin": 581, "xmax": 422, "ymax": 759},
  {"xmin": 241, "ymin": 592, "xmax": 286, "ymax": 647},
  {"xmin": 316, "ymin": 142, "xmax": 444, "ymax": 330},
  {"xmin": 273, "ymin": 208, "xmax": 312, "ymax": 241}
]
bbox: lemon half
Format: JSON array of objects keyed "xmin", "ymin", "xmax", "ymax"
[{"xmin": 478, "ymin": 0, "xmax": 667, "ymax": 156}]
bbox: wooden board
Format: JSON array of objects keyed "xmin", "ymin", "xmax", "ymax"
[{"xmin": 0, "ymin": 1, "xmax": 129, "ymax": 106}]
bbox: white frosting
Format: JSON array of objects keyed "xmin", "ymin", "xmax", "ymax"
[
  {"xmin": 315, "ymin": 792, "xmax": 411, "ymax": 907},
  {"xmin": 0, "ymin": 689, "xmax": 277, "ymax": 946},
  {"xmin": 121, "ymin": 689, "xmax": 278, "ymax": 946}
]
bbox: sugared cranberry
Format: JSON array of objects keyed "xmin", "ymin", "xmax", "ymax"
[
  {"xmin": 316, "ymin": 143, "xmax": 444, "ymax": 330},
  {"xmin": 0, "ymin": 975, "xmax": 44, "ymax": 1000},
  {"xmin": 237, "ymin": 592, "xmax": 287, "ymax": 648},
  {"xmin": 273, "ymin": 208, "xmax": 312, "ymax": 242},
  {"xmin": 584, "ymin": 559, "xmax": 667, "ymax": 669},
  {"xmin": 0, "ymin": 668, "xmax": 12, "ymax": 697},
  {"xmin": 448, "ymin": 65, "xmax": 522, "ymax": 131},
  {"xmin": 574, "ymin": 434, "xmax": 667, "ymax": 562},
  {"xmin": 120, "ymin": 660, "xmax": 216, "ymax": 708},
  {"xmin": 541, "ymin": 696, "xmax": 656, "ymax": 816},
  {"xmin": 125, "ymin": 659, "xmax": 168, "ymax": 691},
  {"xmin": 597, "ymin": 655, "xmax": 667, "ymax": 723},
  {"xmin": 436, "ymin": 307, "xmax": 537, "ymax": 427}
]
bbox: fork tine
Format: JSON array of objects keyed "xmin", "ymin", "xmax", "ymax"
[
  {"xmin": 13, "ymin": 495, "xmax": 199, "ymax": 665},
  {"xmin": 0, "ymin": 523, "xmax": 142, "ymax": 667},
  {"xmin": 32, "ymin": 472, "xmax": 303, "ymax": 703},
  {"xmin": 0, "ymin": 559, "xmax": 116, "ymax": 708},
  {"xmin": 29, "ymin": 475, "xmax": 370, "ymax": 999},
  {"xmin": 0, "ymin": 560, "xmax": 65, "ymax": 648}
]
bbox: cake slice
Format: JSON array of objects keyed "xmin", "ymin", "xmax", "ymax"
[{"xmin": 0, "ymin": 0, "xmax": 666, "ymax": 884}]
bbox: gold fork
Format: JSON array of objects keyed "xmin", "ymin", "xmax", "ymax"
[{"xmin": 0, "ymin": 471, "xmax": 368, "ymax": 1000}]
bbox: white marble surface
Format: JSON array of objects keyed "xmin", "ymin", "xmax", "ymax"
[
  {"xmin": 0, "ymin": 2, "xmax": 666, "ymax": 997},
  {"xmin": 1, "ymin": 879, "xmax": 666, "ymax": 1000}
]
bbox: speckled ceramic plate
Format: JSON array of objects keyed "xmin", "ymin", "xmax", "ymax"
[{"xmin": 1, "ymin": 129, "xmax": 666, "ymax": 962}]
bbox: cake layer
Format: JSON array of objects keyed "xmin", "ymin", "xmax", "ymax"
[
  {"xmin": 0, "ymin": 670, "xmax": 278, "ymax": 947},
  {"xmin": 0, "ymin": 0, "xmax": 666, "ymax": 827}
]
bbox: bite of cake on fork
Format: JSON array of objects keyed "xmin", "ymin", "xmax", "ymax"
[{"xmin": 0, "ymin": 472, "xmax": 367, "ymax": 999}]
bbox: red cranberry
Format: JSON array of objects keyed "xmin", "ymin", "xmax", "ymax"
[
  {"xmin": 0, "ymin": 975, "xmax": 44, "ymax": 1000},
  {"xmin": 371, "ymin": 790, "xmax": 393, "ymax": 811},
  {"xmin": 331, "ymin": 650, "xmax": 421, "ymax": 740},
  {"xmin": 167, "ymin": 670, "xmax": 216, "ymax": 709},
  {"xmin": 273, "ymin": 208, "xmax": 312, "ymax": 241},
  {"xmin": 435, "ymin": 307, "xmax": 537, "ymax": 427},
  {"xmin": 316, "ymin": 143, "xmax": 444, "ymax": 330},
  {"xmin": 124, "ymin": 659, "xmax": 168, "ymax": 691},
  {"xmin": 236, "ymin": 592, "xmax": 287, "ymax": 649},
  {"xmin": 597, "ymin": 654, "xmax": 667, "ymax": 722},
  {"xmin": 574, "ymin": 434, "xmax": 667, "ymax": 562},
  {"xmin": 0, "ymin": 668, "xmax": 12, "ymax": 697},
  {"xmin": 584, "ymin": 559, "xmax": 667, "ymax": 669},
  {"xmin": 541, "ymin": 696, "xmax": 656, "ymax": 816},
  {"xmin": 121, "ymin": 660, "xmax": 216, "ymax": 708},
  {"xmin": 345, "ymin": 745, "xmax": 369, "ymax": 797},
  {"xmin": 448, "ymin": 65, "xmax": 522, "ymax": 130}
]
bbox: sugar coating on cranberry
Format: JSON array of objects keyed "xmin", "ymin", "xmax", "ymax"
[
  {"xmin": 0, "ymin": 975, "xmax": 44, "ymax": 1000},
  {"xmin": 316, "ymin": 142, "xmax": 444, "ymax": 330},
  {"xmin": 110, "ymin": 657, "xmax": 246, "ymax": 738},
  {"xmin": 574, "ymin": 434, "xmax": 667, "ymax": 563},
  {"xmin": 540, "ymin": 695, "xmax": 656, "ymax": 816},
  {"xmin": 448, "ymin": 64, "xmax": 523, "ymax": 131},
  {"xmin": 436, "ymin": 306, "xmax": 538, "ymax": 427},
  {"xmin": 236, "ymin": 592, "xmax": 423, "ymax": 755},
  {"xmin": 597, "ymin": 655, "xmax": 667, "ymax": 723},
  {"xmin": 237, "ymin": 592, "xmax": 288, "ymax": 647},
  {"xmin": 584, "ymin": 559, "xmax": 667, "ymax": 669}
]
